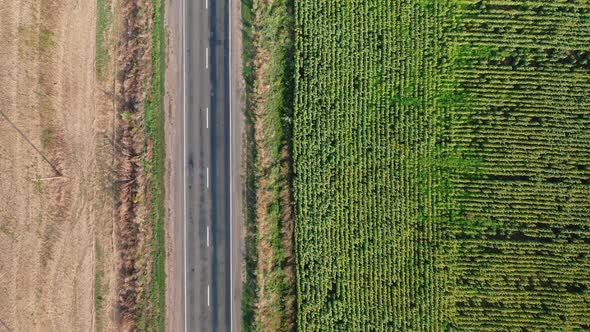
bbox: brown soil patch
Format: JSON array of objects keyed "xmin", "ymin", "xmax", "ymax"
[{"xmin": 0, "ymin": 0, "xmax": 116, "ymax": 331}]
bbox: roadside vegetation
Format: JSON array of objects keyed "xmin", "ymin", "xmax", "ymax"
[
  {"xmin": 108, "ymin": 0, "xmax": 166, "ymax": 330},
  {"xmin": 241, "ymin": 0, "xmax": 297, "ymax": 330},
  {"xmin": 145, "ymin": 0, "xmax": 167, "ymax": 329}
]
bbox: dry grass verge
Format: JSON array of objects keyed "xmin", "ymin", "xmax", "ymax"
[
  {"xmin": 112, "ymin": 0, "xmax": 166, "ymax": 329},
  {"xmin": 242, "ymin": 0, "xmax": 296, "ymax": 330}
]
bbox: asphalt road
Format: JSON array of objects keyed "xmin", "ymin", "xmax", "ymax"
[{"xmin": 182, "ymin": 0, "xmax": 233, "ymax": 330}]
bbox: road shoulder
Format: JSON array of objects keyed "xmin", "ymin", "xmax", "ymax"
[
  {"xmin": 164, "ymin": 0, "xmax": 183, "ymax": 330},
  {"xmin": 230, "ymin": 0, "xmax": 246, "ymax": 329}
]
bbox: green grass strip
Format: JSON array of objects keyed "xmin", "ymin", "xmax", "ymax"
[
  {"xmin": 96, "ymin": 0, "xmax": 112, "ymax": 78},
  {"xmin": 145, "ymin": 0, "xmax": 166, "ymax": 329}
]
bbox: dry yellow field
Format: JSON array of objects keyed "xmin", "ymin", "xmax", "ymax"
[{"xmin": 0, "ymin": 0, "xmax": 118, "ymax": 330}]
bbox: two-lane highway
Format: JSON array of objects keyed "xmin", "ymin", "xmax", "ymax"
[{"xmin": 182, "ymin": 0, "xmax": 232, "ymax": 330}]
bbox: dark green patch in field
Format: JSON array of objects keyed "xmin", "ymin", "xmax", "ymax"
[{"xmin": 96, "ymin": 0, "xmax": 113, "ymax": 79}]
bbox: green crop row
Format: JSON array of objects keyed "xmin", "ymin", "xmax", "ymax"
[
  {"xmin": 294, "ymin": 0, "xmax": 590, "ymax": 330},
  {"xmin": 294, "ymin": 1, "xmax": 459, "ymax": 330},
  {"xmin": 445, "ymin": 2, "xmax": 590, "ymax": 330}
]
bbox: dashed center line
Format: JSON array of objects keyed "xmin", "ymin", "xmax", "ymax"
[
  {"xmin": 207, "ymin": 284, "xmax": 210, "ymax": 307},
  {"xmin": 207, "ymin": 226, "xmax": 210, "ymax": 247},
  {"xmin": 206, "ymin": 47, "xmax": 209, "ymax": 69},
  {"xmin": 206, "ymin": 167, "xmax": 209, "ymax": 188},
  {"xmin": 206, "ymin": 107, "xmax": 209, "ymax": 129}
]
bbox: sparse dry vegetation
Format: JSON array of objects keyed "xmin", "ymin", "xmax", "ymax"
[
  {"xmin": 0, "ymin": 0, "xmax": 114, "ymax": 330},
  {"xmin": 113, "ymin": 0, "xmax": 166, "ymax": 329},
  {"xmin": 242, "ymin": 0, "xmax": 296, "ymax": 330},
  {"xmin": 0, "ymin": 0, "xmax": 165, "ymax": 330}
]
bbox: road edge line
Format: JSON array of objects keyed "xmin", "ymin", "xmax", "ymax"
[
  {"xmin": 229, "ymin": 0, "xmax": 234, "ymax": 327},
  {"xmin": 182, "ymin": 0, "xmax": 187, "ymax": 329}
]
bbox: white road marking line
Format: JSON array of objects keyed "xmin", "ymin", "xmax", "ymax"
[
  {"xmin": 182, "ymin": 0, "xmax": 187, "ymax": 328},
  {"xmin": 206, "ymin": 107, "xmax": 209, "ymax": 129},
  {"xmin": 206, "ymin": 167, "xmax": 209, "ymax": 188},
  {"xmin": 207, "ymin": 226, "xmax": 210, "ymax": 247},
  {"xmin": 229, "ymin": 0, "xmax": 234, "ymax": 328},
  {"xmin": 205, "ymin": 0, "xmax": 208, "ymax": 9},
  {"xmin": 207, "ymin": 284, "xmax": 210, "ymax": 307},
  {"xmin": 206, "ymin": 47, "xmax": 209, "ymax": 69}
]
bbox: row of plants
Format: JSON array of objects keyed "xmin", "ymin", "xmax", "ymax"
[{"xmin": 293, "ymin": 0, "xmax": 590, "ymax": 330}]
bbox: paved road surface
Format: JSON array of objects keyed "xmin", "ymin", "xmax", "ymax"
[{"xmin": 181, "ymin": 0, "xmax": 235, "ymax": 330}]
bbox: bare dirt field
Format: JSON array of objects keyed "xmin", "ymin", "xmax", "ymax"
[{"xmin": 0, "ymin": 0, "xmax": 118, "ymax": 330}]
